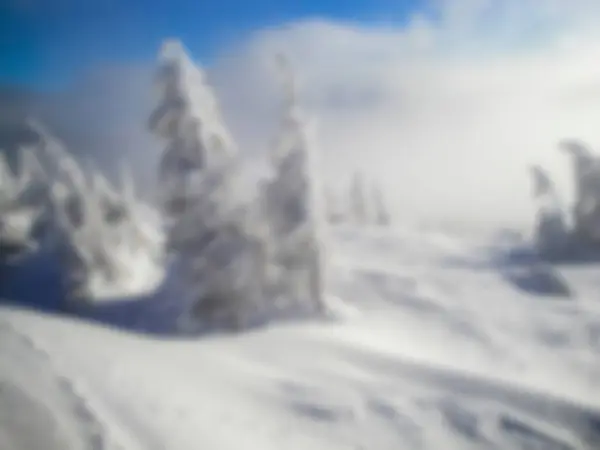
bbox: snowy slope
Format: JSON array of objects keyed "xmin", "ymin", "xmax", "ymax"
[
  {"xmin": 0, "ymin": 320, "xmax": 121, "ymax": 450},
  {"xmin": 2, "ymin": 226, "xmax": 600, "ymax": 450}
]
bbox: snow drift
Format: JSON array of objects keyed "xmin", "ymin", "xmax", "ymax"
[{"xmin": 2, "ymin": 222, "xmax": 600, "ymax": 449}]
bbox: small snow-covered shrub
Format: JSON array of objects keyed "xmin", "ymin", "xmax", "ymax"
[
  {"xmin": 0, "ymin": 148, "xmax": 50, "ymax": 263},
  {"xmin": 2, "ymin": 122, "xmax": 165, "ymax": 306},
  {"xmin": 51, "ymin": 163, "xmax": 165, "ymax": 304},
  {"xmin": 529, "ymin": 165, "xmax": 571, "ymax": 259}
]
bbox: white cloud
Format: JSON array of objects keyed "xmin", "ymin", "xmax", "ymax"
[
  {"xmin": 43, "ymin": 1, "xmax": 600, "ymax": 229},
  {"xmin": 208, "ymin": 1, "xmax": 600, "ymax": 228}
]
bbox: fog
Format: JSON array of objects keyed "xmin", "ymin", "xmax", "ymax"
[
  {"xmin": 40, "ymin": 0, "xmax": 600, "ymax": 228},
  {"xmin": 210, "ymin": 8, "xmax": 600, "ymax": 229}
]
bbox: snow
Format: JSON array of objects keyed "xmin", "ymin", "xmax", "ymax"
[
  {"xmin": 0, "ymin": 320, "xmax": 114, "ymax": 450},
  {"xmin": 2, "ymin": 225, "xmax": 600, "ymax": 449},
  {"xmin": 1, "ymin": 39, "xmax": 599, "ymax": 450},
  {"xmin": 0, "ymin": 124, "xmax": 166, "ymax": 307}
]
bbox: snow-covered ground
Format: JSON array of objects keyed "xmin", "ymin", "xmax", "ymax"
[{"xmin": 2, "ymin": 225, "xmax": 600, "ymax": 449}]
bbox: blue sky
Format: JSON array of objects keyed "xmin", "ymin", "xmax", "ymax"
[{"xmin": 0, "ymin": 0, "xmax": 419, "ymax": 88}]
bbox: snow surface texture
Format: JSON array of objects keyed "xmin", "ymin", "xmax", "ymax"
[
  {"xmin": 2, "ymin": 225, "xmax": 600, "ymax": 449},
  {"xmin": 0, "ymin": 319, "xmax": 116, "ymax": 450}
]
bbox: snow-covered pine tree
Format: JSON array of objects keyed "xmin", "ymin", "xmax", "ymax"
[
  {"xmin": 149, "ymin": 39, "xmax": 264, "ymax": 330},
  {"xmin": 115, "ymin": 161, "xmax": 165, "ymax": 261},
  {"xmin": 324, "ymin": 186, "xmax": 345, "ymax": 224},
  {"xmin": 370, "ymin": 182, "xmax": 391, "ymax": 226},
  {"xmin": 0, "ymin": 131, "xmax": 59, "ymax": 265},
  {"xmin": 26, "ymin": 124, "xmax": 157, "ymax": 305},
  {"xmin": 262, "ymin": 53, "xmax": 326, "ymax": 315},
  {"xmin": 0, "ymin": 152, "xmax": 39, "ymax": 262},
  {"xmin": 529, "ymin": 165, "xmax": 571, "ymax": 259},
  {"xmin": 24, "ymin": 128, "xmax": 95, "ymax": 305},
  {"xmin": 13, "ymin": 145, "xmax": 48, "ymax": 211},
  {"xmin": 350, "ymin": 171, "xmax": 369, "ymax": 225},
  {"xmin": 0, "ymin": 124, "xmax": 88, "ymax": 303},
  {"xmin": 559, "ymin": 139, "xmax": 600, "ymax": 245},
  {"xmin": 27, "ymin": 119, "xmax": 88, "ymax": 196}
]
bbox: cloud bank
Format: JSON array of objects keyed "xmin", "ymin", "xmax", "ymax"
[
  {"xmin": 41, "ymin": 0, "xmax": 600, "ymax": 229},
  {"xmin": 209, "ymin": 0, "xmax": 600, "ymax": 228}
]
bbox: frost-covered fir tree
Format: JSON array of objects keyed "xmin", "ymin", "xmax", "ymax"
[
  {"xmin": 114, "ymin": 162, "xmax": 165, "ymax": 261},
  {"xmin": 149, "ymin": 40, "xmax": 236, "ymax": 227},
  {"xmin": 0, "ymin": 122, "xmax": 62, "ymax": 264},
  {"xmin": 149, "ymin": 39, "xmax": 265, "ymax": 330},
  {"xmin": 349, "ymin": 171, "xmax": 369, "ymax": 225},
  {"xmin": 529, "ymin": 165, "xmax": 571, "ymax": 259},
  {"xmin": 559, "ymin": 139, "xmax": 600, "ymax": 245},
  {"xmin": 21, "ymin": 122, "xmax": 92, "ymax": 303},
  {"xmin": 22, "ymin": 123, "xmax": 166, "ymax": 305},
  {"xmin": 262, "ymin": 53, "xmax": 326, "ymax": 315},
  {"xmin": 324, "ymin": 187, "xmax": 346, "ymax": 224},
  {"xmin": 370, "ymin": 182, "xmax": 391, "ymax": 226},
  {"xmin": 0, "ymin": 151, "xmax": 44, "ymax": 262}
]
